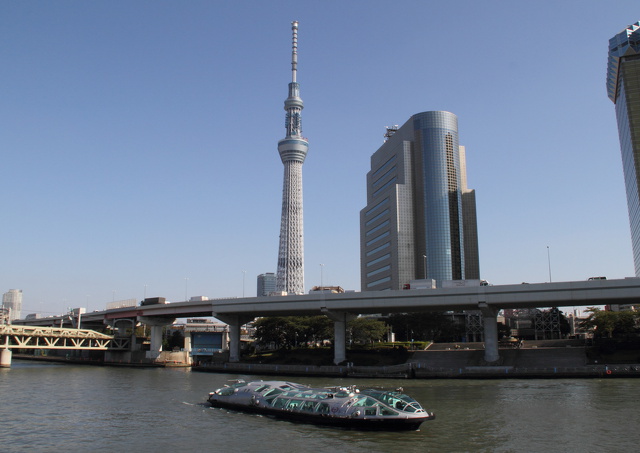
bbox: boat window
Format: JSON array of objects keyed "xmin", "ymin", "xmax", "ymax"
[
  {"xmin": 300, "ymin": 400, "xmax": 317, "ymax": 412},
  {"xmin": 364, "ymin": 407, "xmax": 377, "ymax": 416},
  {"xmin": 217, "ymin": 387, "xmax": 235, "ymax": 396},
  {"xmin": 402, "ymin": 403, "xmax": 419, "ymax": 413},
  {"xmin": 286, "ymin": 399, "xmax": 303, "ymax": 410},
  {"xmin": 378, "ymin": 405, "xmax": 399, "ymax": 416},
  {"xmin": 352, "ymin": 397, "xmax": 378, "ymax": 407},
  {"xmin": 255, "ymin": 385, "xmax": 271, "ymax": 393},
  {"xmin": 271, "ymin": 397, "xmax": 289, "ymax": 409},
  {"xmin": 315, "ymin": 402, "xmax": 330, "ymax": 414},
  {"xmin": 263, "ymin": 388, "xmax": 284, "ymax": 398},
  {"xmin": 360, "ymin": 389, "xmax": 423, "ymax": 412}
]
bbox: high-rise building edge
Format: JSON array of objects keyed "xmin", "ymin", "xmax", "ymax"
[
  {"xmin": 360, "ymin": 111, "xmax": 480, "ymax": 291},
  {"xmin": 257, "ymin": 273, "xmax": 277, "ymax": 297},
  {"xmin": 275, "ymin": 21, "xmax": 309, "ymax": 295},
  {"xmin": 2, "ymin": 289, "xmax": 23, "ymax": 322},
  {"xmin": 607, "ymin": 21, "xmax": 640, "ymax": 277}
]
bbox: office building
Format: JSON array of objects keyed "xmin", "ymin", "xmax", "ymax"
[
  {"xmin": 257, "ymin": 273, "xmax": 277, "ymax": 297},
  {"xmin": 607, "ymin": 21, "xmax": 640, "ymax": 277},
  {"xmin": 360, "ymin": 111, "xmax": 480, "ymax": 290},
  {"xmin": 275, "ymin": 21, "xmax": 309, "ymax": 295},
  {"xmin": 2, "ymin": 289, "xmax": 23, "ymax": 322}
]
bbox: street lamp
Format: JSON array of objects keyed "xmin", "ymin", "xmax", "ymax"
[
  {"xmin": 184, "ymin": 277, "xmax": 189, "ymax": 301},
  {"xmin": 320, "ymin": 264, "xmax": 324, "ymax": 289},
  {"xmin": 423, "ymin": 254, "xmax": 427, "ymax": 280}
]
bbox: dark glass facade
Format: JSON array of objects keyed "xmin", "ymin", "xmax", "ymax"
[
  {"xmin": 413, "ymin": 112, "xmax": 465, "ymax": 282},
  {"xmin": 608, "ymin": 22, "xmax": 640, "ymax": 276}
]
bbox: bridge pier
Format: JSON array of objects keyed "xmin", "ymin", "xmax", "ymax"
[
  {"xmin": 0, "ymin": 348, "xmax": 11, "ymax": 368},
  {"xmin": 321, "ymin": 309, "xmax": 356, "ymax": 365},
  {"xmin": 138, "ymin": 316, "xmax": 176, "ymax": 360},
  {"xmin": 479, "ymin": 303, "xmax": 500, "ymax": 363},
  {"xmin": 213, "ymin": 314, "xmax": 254, "ymax": 363}
]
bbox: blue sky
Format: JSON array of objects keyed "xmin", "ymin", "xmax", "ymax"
[{"xmin": 1, "ymin": 1, "xmax": 638, "ymax": 316}]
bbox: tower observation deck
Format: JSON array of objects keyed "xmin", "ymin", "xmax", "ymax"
[{"xmin": 276, "ymin": 21, "xmax": 309, "ymax": 295}]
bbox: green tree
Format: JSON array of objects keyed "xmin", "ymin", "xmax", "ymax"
[
  {"xmin": 580, "ymin": 307, "xmax": 638, "ymax": 339},
  {"xmin": 253, "ymin": 316, "xmax": 334, "ymax": 348},
  {"xmin": 348, "ymin": 317, "xmax": 387, "ymax": 345},
  {"xmin": 163, "ymin": 329, "xmax": 184, "ymax": 350},
  {"xmin": 387, "ymin": 312, "xmax": 465, "ymax": 342},
  {"xmin": 253, "ymin": 317, "xmax": 296, "ymax": 348},
  {"xmin": 297, "ymin": 316, "xmax": 333, "ymax": 346}
]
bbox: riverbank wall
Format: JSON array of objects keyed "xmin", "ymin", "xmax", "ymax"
[
  {"xmin": 193, "ymin": 360, "xmax": 640, "ymax": 379},
  {"xmin": 194, "ymin": 344, "xmax": 640, "ymax": 379}
]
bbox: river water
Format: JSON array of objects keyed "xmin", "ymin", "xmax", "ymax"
[{"xmin": 1, "ymin": 360, "xmax": 638, "ymax": 452}]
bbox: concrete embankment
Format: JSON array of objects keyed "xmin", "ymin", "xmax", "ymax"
[
  {"xmin": 194, "ymin": 360, "xmax": 640, "ymax": 379},
  {"xmin": 195, "ymin": 344, "xmax": 640, "ymax": 379}
]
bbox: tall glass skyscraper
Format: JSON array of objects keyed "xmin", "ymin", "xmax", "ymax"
[
  {"xmin": 607, "ymin": 21, "xmax": 640, "ymax": 277},
  {"xmin": 360, "ymin": 111, "xmax": 479, "ymax": 290}
]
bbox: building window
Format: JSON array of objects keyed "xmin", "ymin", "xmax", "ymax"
[
  {"xmin": 366, "ymin": 231, "xmax": 390, "ymax": 246},
  {"xmin": 371, "ymin": 155, "xmax": 397, "ymax": 179},
  {"xmin": 366, "ymin": 220, "xmax": 389, "ymax": 236},
  {"xmin": 365, "ymin": 209, "xmax": 389, "ymax": 226},
  {"xmin": 366, "ymin": 253, "xmax": 390, "ymax": 267},
  {"xmin": 365, "ymin": 198, "xmax": 389, "ymax": 217},
  {"xmin": 366, "ymin": 242, "xmax": 390, "ymax": 257},
  {"xmin": 367, "ymin": 265, "xmax": 390, "ymax": 278},
  {"xmin": 373, "ymin": 177, "xmax": 397, "ymax": 198},
  {"xmin": 372, "ymin": 166, "xmax": 397, "ymax": 188},
  {"xmin": 367, "ymin": 276, "xmax": 391, "ymax": 288}
]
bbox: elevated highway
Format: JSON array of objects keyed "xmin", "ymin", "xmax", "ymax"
[{"xmin": 13, "ymin": 278, "xmax": 640, "ymax": 365}]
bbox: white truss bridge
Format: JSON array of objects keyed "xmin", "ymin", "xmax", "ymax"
[{"xmin": 0, "ymin": 325, "xmax": 130, "ymax": 350}]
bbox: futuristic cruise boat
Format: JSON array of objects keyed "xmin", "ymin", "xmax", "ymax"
[{"xmin": 207, "ymin": 380, "xmax": 435, "ymax": 430}]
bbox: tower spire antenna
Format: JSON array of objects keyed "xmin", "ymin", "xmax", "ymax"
[{"xmin": 291, "ymin": 21, "xmax": 298, "ymax": 83}]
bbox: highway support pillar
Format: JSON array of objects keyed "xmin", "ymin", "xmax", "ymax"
[
  {"xmin": 0, "ymin": 348, "xmax": 11, "ymax": 368},
  {"xmin": 479, "ymin": 303, "xmax": 500, "ymax": 363},
  {"xmin": 138, "ymin": 316, "xmax": 176, "ymax": 360},
  {"xmin": 213, "ymin": 314, "xmax": 254, "ymax": 363},
  {"xmin": 321, "ymin": 309, "xmax": 356, "ymax": 365}
]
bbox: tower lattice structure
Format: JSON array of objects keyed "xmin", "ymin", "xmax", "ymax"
[{"xmin": 276, "ymin": 21, "xmax": 309, "ymax": 295}]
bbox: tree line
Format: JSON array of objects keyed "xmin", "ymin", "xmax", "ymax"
[{"xmin": 251, "ymin": 312, "xmax": 472, "ymax": 349}]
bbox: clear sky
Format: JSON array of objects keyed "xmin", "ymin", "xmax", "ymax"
[{"xmin": 2, "ymin": 1, "xmax": 639, "ymax": 317}]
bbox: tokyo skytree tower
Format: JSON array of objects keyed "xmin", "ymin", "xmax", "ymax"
[{"xmin": 276, "ymin": 21, "xmax": 308, "ymax": 295}]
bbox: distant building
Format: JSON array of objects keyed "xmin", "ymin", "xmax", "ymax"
[
  {"xmin": 2, "ymin": 289, "xmax": 23, "ymax": 322},
  {"xmin": 257, "ymin": 273, "xmax": 277, "ymax": 297},
  {"xmin": 607, "ymin": 21, "xmax": 640, "ymax": 276},
  {"xmin": 360, "ymin": 111, "xmax": 480, "ymax": 291}
]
